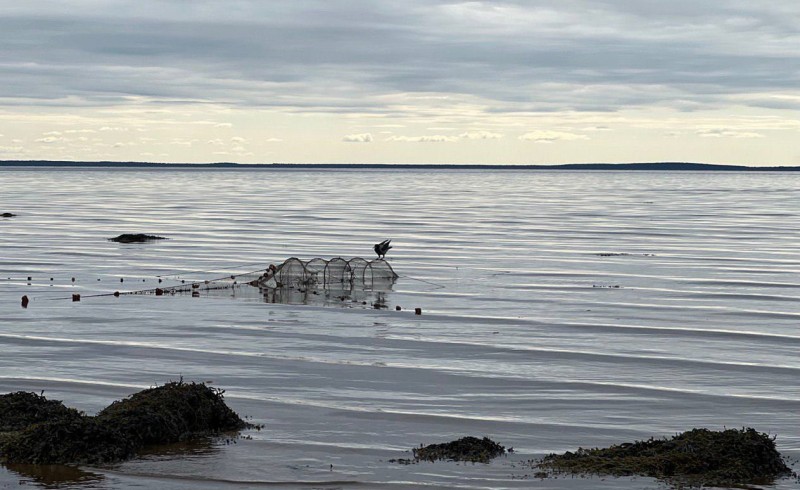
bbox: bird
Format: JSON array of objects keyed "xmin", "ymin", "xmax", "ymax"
[{"xmin": 373, "ymin": 239, "xmax": 392, "ymax": 260}]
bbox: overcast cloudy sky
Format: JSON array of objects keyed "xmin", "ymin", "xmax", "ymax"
[{"xmin": 1, "ymin": 1, "xmax": 798, "ymax": 164}]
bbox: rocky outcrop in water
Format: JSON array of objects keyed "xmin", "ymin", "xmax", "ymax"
[
  {"xmin": 392, "ymin": 436, "xmax": 506, "ymax": 464},
  {"xmin": 537, "ymin": 428, "xmax": 794, "ymax": 488},
  {"xmin": 108, "ymin": 233, "xmax": 167, "ymax": 243},
  {"xmin": 0, "ymin": 381, "xmax": 251, "ymax": 464}
]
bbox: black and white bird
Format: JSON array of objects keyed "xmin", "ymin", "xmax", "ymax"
[{"xmin": 373, "ymin": 239, "xmax": 392, "ymax": 260}]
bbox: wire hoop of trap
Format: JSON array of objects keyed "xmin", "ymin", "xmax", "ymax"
[{"xmin": 264, "ymin": 256, "xmax": 397, "ymax": 290}]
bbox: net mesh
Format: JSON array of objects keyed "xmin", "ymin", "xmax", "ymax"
[
  {"xmin": 122, "ymin": 257, "xmax": 397, "ymax": 307},
  {"xmin": 266, "ymin": 257, "xmax": 397, "ymax": 290},
  {"xmin": 276, "ymin": 257, "xmax": 308, "ymax": 288},
  {"xmin": 324, "ymin": 258, "xmax": 349, "ymax": 285}
]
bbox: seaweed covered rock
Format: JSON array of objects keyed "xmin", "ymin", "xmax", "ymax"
[
  {"xmin": 0, "ymin": 392, "xmax": 81, "ymax": 432},
  {"xmin": 413, "ymin": 436, "xmax": 506, "ymax": 463},
  {"xmin": 108, "ymin": 233, "xmax": 166, "ymax": 243},
  {"xmin": 97, "ymin": 381, "xmax": 247, "ymax": 446},
  {"xmin": 0, "ymin": 381, "xmax": 250, "ymax": 465},
  {"xmin": 1, "ymin": 414, "xmax": 136, "ymax": 464},
  {"xmin": 539, "ymin": 428, "xmax": 793, "ymax": 487}
]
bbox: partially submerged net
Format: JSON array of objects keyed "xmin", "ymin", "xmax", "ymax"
[
  {"xmin": 256, "ymin": 257, "xmax": 397, "ymax": 290},
  {"xmin": 125, "ymin": 257, "xmax": 398, "ymax": 307}
]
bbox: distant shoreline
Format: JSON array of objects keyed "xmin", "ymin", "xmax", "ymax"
[{"xmin": 1, "ymin": 161, "xmax": 799, "ymax": 171}]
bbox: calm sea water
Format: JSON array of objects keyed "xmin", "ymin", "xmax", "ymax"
[{"xmin": 1, "ymin": 168, "xmax": 799, "ymax": 489}]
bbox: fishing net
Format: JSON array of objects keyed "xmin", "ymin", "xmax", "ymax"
[
  {"xmin": 135, "ymin": 257, "xmax": 398, "ymax": 307},
  {"xmin": 275, "ymin": 257, "xmax": 308, "ymax": 288},
  {"xmin": 324, "ymin": 257, "xmax": 349, "ymax": 285},
  {"xmin": 264, "ymin": 257, "xmax": 397, "ymax": 290}
]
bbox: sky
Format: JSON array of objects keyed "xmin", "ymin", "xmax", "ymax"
[{"xmin": 0, "ymin": 1, "xmax": 798, "ymax": 165}]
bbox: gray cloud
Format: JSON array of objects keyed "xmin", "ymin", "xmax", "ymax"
[
  {"xmin": 343, "ymin": 133, "xmax": 373, "ymax": 143},
  {"xmin": 0, "ymin": 1, "xmax": 798, "ymax": 116}
]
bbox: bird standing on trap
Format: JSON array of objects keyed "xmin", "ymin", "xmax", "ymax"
[{"xmin": 373, "ymin": 239, "xmax": 392, "ymax": 260}]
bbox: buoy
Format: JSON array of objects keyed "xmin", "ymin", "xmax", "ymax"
[
  {"xmin": 27, "ymin": 276, "xmax": 31, "ymax": 281},
  {"xmin": 395, "ymin": 305, "xmax": 402, "ymax": 311},
  {"xmin": 155, "ymin": 288, "xmax": 164, "ymax": 296},
  {"xmin": 113, "ymin": 291, "xmax": 120, "ymax": 297},
  {"xmin": 71, "ymin": 277, "xmax": 75, "ymax": 283},
  {"xmin": 72, "ymin": 294, "xmax": 81, "ymax": 302},
  {"xmin": 21, "ymin": 295, "xmax": 29, "ymax": 308},
  {"xmin": 415, "ymin": 308, "xmax": 422, "ymax": 315},
  {"xmin": 158, "ymin": 278, "xmax": 162, "ymax": 283},
  {"xmin": 120, "ymin": 278, "xmax": 124, "ymax": 283}
]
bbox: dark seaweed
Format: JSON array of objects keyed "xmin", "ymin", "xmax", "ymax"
[
  {"xmin": 108, "ymin": 234, "xmax": 166, "ymax": 243},
  {"xmin": 0, "ymin": 381, "xmax": 250, "ymax": 465},
  {"xmin": 0, "ymin": 392, "xmax": 81, "ymax": 433},
  {"xmin": 412, "ymin": 436, "xmax": 506, "ymax": 463},
  {"xmin": 538, "ymin": 428, "xmax": 793, "ymax": 488}
]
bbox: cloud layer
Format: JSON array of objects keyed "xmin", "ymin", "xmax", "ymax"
[
  {"xmin": 3, "ymin": 2, "xmax": 799, "ymax": 112},
  {"xmin": 0, "ymin": 1, "xmax": 798, "ymax": 163}
]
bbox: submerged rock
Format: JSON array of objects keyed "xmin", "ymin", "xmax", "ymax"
[
  {"xmin": 538, "ymin": 428, "xmax": 793, "ymax": 488},
  {"xmin": 108, "ymin": 233, "xmax": 166, "ymax": 243},
  {"xmin": 0, "ymin": 381, "xmax": 250, "ymax": 465},
  {"xmin": 412, "ymin": 436, "xmax": 506, "ymax": 463}
]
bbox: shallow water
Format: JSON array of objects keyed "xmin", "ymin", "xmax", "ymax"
[{"xmin": 1, "ymin": 168, "xmax": 799, "ymax": 489}]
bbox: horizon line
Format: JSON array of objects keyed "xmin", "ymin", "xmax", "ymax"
[{"xmin": 1, "ymin": 160, "xmax": 800, "ymax": 171}]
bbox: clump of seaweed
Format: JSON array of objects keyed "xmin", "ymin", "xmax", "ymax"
[
  {"xmin": 108, "ymin": 233, "xmax": 166, "ymax": 243},
  {"xmin": 2, "ymin": 415, "xmax": 136, "ymax": 464},
  {"xmin": 538, "ymin": 428, "xmax": 793, "ymax": 488},
  {"xmin": 0, "ymin": 381, "xmax": 250, "ymax": 465},
  {"xmin": 97, "ymin": 381, "xmax": 246, "ymax": 447},
  {"xmin": 412, "ymin": 436, "xmax": 506, "ymax": 463},
  {"xmin": 0, "ymin": 392, "xmax": 81, "ymax": 432}
]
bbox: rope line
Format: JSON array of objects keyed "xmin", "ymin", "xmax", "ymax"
[
  {"xmin": 155, "ymin": 262, "xmax": 272, "ymax": 280},
  {"xmin": 37, "ymin": 266, "xmax": 272, "ymax": 301},
  {"xmin": 16, "ymin": 261, "xmax": 445, "ymax": 300},
  {"xmin": 398, "ymin": 274, "xmax": 446, "ymax": 289}
]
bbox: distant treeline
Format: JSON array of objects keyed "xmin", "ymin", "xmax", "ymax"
[{"xmin": 1, "ymin": 161, "xmax": 798, "ymax": 171}]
